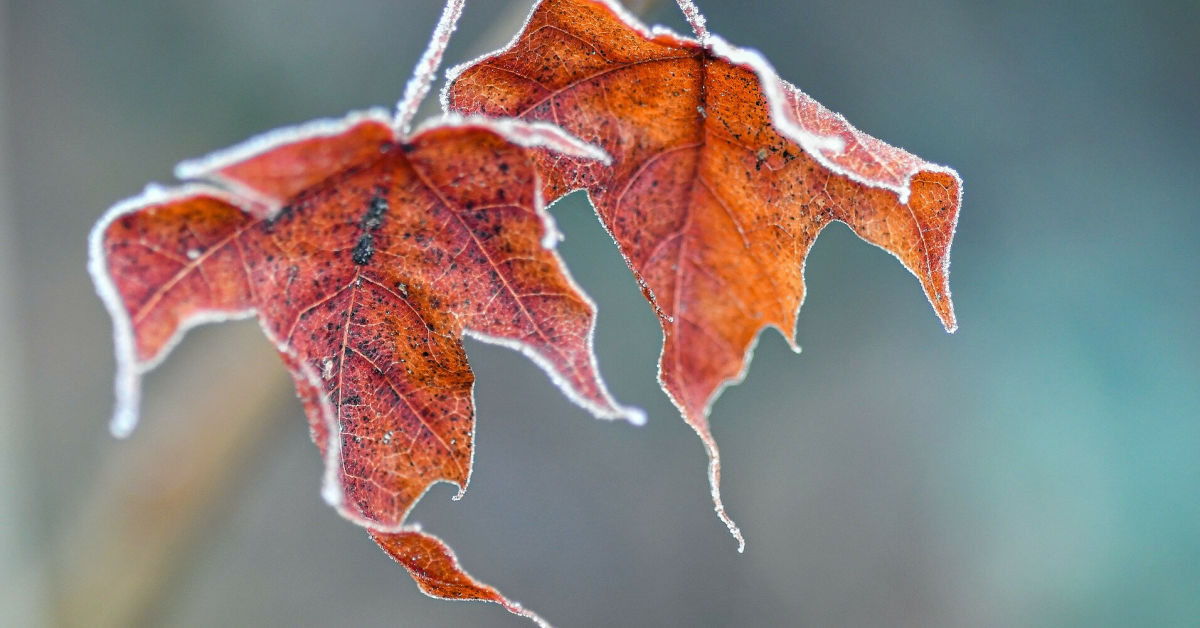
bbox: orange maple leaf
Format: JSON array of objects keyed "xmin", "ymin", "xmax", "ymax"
[{"xmin": 445, "ymin": 0, "xmax": 961, "ymax": 549}]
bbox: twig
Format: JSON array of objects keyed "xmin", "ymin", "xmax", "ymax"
[
  {"xmin": 394, "ymin": 0, "xmax": 467, "ymax": 135},
  {"xmin": 674, "ymin": 0, "xmax": 709, "ymax": 41}
]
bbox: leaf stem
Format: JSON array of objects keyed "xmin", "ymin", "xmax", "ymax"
[
  {"xmin": 674, "ymin": 0, "xmax": 709, "ymax": 42},
  {"xmin": 395, "ymin": 0, "xmax": 467, "ymax": 136}
]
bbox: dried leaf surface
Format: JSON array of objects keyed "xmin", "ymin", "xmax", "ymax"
[
  {"xmin": 445, "ymin": 0, "xmax": 961, "ymax": 547},
  {"xmin": 90, "ymin": 111, "xmax": 633, "ymax": 620}
]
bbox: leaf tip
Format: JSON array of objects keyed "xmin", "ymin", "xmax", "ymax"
[
  {"xmin": 713, "ymin": 485, "xmax": 746, "ymax": 553},
  {"xmin": 924, "ymin": 248, "xmax": 958, "ymax": 335},
  {"xmin": 321, "ymin": 476, "xmax": 343, "ymax": 508},
  {"xmin": 693, "ymin": 418, "xmax": 745, "ymax": 551},
  {"xmin": 108, "ymin": 407, "xmax": 137, "ymax": 439},
  {"xmin": 924, "ymin": 281, "xmax": 958, "ymax": 336},
  {"xmin": 622, "ymin": 405, "xmax": 648, "ymax": 427}
]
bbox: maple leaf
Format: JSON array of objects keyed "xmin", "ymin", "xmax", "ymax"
[
  {"xmin": 89, "ymin": 112, "xmax": 624, "ymax": 621},
  {"xmin": 444, "ymin": 0, "xmax": 962, "ymax": 549},
  {"xmin": 88, "ymin": 2, "xmax": 639, "ymax": 622}
]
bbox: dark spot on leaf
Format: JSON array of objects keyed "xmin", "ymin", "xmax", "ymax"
[
  {"xmin": 362, "ymin": 195, "xmax": 389, "ymax": 231},
  {"xmin": 352, "ymin": 233, "xmax": 375, "ymax": 265}
]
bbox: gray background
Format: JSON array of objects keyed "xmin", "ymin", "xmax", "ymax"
[{"xmin": 2, "ymin": 0, "xmax": 1198, "ymax": 626}]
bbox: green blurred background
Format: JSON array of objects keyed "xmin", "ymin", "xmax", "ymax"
[{"xmin": 2, "ymin": 0, "xmax": 1198, "ymax": 626}]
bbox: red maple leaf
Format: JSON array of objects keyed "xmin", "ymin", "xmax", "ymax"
[
  {"xmin": 445, "ymin": 0, "xmax": 962, "ymax": 549},
  {"xmin": 88, "ymin": 2, "xmax": 637, "ymax": 622}
]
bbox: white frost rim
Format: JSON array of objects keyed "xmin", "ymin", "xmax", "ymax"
[
  {"xmin": 413, "ymin": 113, "xmax": 611, "ymax": 165},
  {"xmin": 706, "ymin": 34, "xmax": 964, "ymax": 207},
  {"xmin": 174, "ymin": 107, "xmax": 396, "ymax": 211}
]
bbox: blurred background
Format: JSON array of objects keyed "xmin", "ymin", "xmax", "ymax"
[{"xmin": 2, "ymin": 0, "xmax": 1198, "ymax": 626}]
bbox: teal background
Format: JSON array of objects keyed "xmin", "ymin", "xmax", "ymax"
[{"xmin": 1, "ymin": 0, "xmax": 1197, "ymax": 626}]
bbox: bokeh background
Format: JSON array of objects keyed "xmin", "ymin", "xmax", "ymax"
[{"xmin": 2, "ymin": 0, "xmax": 1198, "ymax": 626}]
